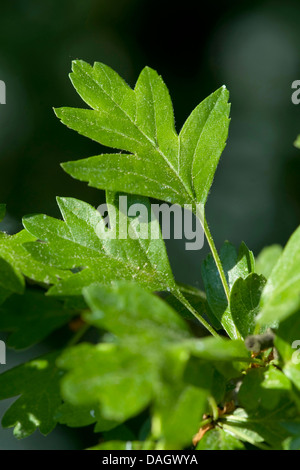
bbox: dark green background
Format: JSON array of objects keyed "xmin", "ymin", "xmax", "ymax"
[{"xmin": 0, "ymin": 0, "xmax": 300, "ymax": 449}]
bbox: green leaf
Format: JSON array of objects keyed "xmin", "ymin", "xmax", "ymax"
[
  {"xmin": 80, "ymin": 282, "xmax": 217, "ymax": 447},
  {"xmin": 294, "ymin": 135, "xmax": 300, "ymax": 149},
  {"xmin": 23, "ymin": 194, "xmax": 176, "ymax": 297},
  {"xmin": 58, "ymin": 278, "xmax": 228, "ymax": 442},
  {"xmin": 0, "ymin": 257, "xmax": 24, "ymax": 305},
  {"xmin": 0, "ymin": 352, "xmax": 62, "ymax": 438},
  {"xmin": 255, "ymin": 244, "xmax": 282, "ymax": 279},
  {"xmin": 221, "ymin": 403, "xmax": 300, "ymax": 449},
  {"xmin": 201, "ymin": 241, "xmax": 255, "ymax": 338},
  {"xmin": 258, "ymin": 225, "xmax": 300, "ymax": 325},
  {"xmin": 153, "ymin": 358, "xmax": 225, "ymax": 447},
  {"xmin": 57, "ymin": 280, "xmax": 215, "ymax": 443},
  {"xmin": 55, "ymin": 402, "xmax": 117, "ymax": 432},
  {"xmin": 0, "ymin": 229, "xmax": 69, "ymax": 298},
  {"xmin": 283, "ymin": 434, "xmax": 300, "ymax": 450},
  {"xmin": 0, "ymin": 290, "xmax": 76, "ymax": 349},
  {"xmin": 153, "ymin": 384, "xmax": 208, "ymax": 448},
  {"xmin": 196, "ymin": 428, "xmax": 245, "ymax": 450},
  {"xmin": 0, "ymin": 204, "xmax": 6, "ymax": 222},
  {"xmin": 57, "ymin": 343, "xmax": 157, "ymax": 422},
  {"xmin": 179, "ymin": 86, "xmax": 230, "ymax": 204},
  {"xmin": 238, "ymin": 365, "xmax": 292, "ymax": 411},
  {"xmin": 69, "ymin": 60, "xmax": 136, "ymax": 118},
  {"xmin": 83, "ymin": 282, "xmax": 191, "ymax": 344},
  {"xmin": 230, "ymin": 273, "xmax": 266, "ymax": 339},
  {"xmin": 180, "ymin": 337, "xmax": 251, "ymax": 362},
  {"xmin": 274, "ymin": 310, "xmax": 300, "ymax": 391},
  {"xmin": 58, "ymin": 60, "xmax": 230, "ymax": 207},
  {"xmin": 56, "ymin": 403, "xmax": 98, "ymax": 428}
]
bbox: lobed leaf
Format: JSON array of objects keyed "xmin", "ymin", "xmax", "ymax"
[
  {"xmin": 23, "ymin": 194, "xmax": 176, "ymax": 298},
  {"xmin": 0, "ymin": 352, "xmax": 62, "ymax": 438},
  {"xmin": 57, "ymin": 343, "xmax": 157, "ymax": 422},
  {"xmin": 59, "ymin": 60, "xmax": 230, "ymax": 208},
  {"xmin": 0, "ymin": 229, "xmax": 69, "ymax": 305},
  {"xmin": 59, "ymin": 283, "xmax": 220, "ymax": 446}
]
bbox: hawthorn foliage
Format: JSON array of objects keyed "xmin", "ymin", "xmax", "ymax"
[{"xmin": 0, "ymin": 61, "xmax": 300, "ymax": 450}]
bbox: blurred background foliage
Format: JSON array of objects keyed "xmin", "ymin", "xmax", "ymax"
[{"xmin": 0, "ymin": 0, "xmax": 300, "ymax": 449}]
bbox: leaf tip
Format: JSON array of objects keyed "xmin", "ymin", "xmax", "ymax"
[
  {"xmin": 60, "ymin": 161, "xmax": 71, "ymax": 173},
  {"xmin": 294, "ymin": 135, "xmax": 300, "ymax": 149},
  {"xmin": 71, "ymin": 59, "xmax": 88, "ymax": 72},
  {"xmin": 53, "ymin": 107, "xmax": 63, "ymax": 119},
  {"xmin": 56, "ymin": 196, "xmax": 66, "ymax": 208}
]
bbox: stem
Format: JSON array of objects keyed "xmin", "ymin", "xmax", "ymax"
[
  {"xmin": 174, "ymin": 289, "xmax": 220, "ymax": 338},
  {"xmin": 197, "ymin": 417, "xmax": 213, "ymax": 429},
  {"xmin": 177, "ymin": 282, "xmax": 206, "ymax": 298},
  {"xmin": 67, "ymin": 323, "xmax": 90, "ymax": 347},
  {"xmin": 250, "ymin": 358, "xmax": 265, "ymax": 366},
  {"xmin": 208, "ymin": 396, "xmax": 219, "ymax": 421},
  {"xmin": 203, "ymin": 216, "xmax": 230, "ymax": 303}
]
